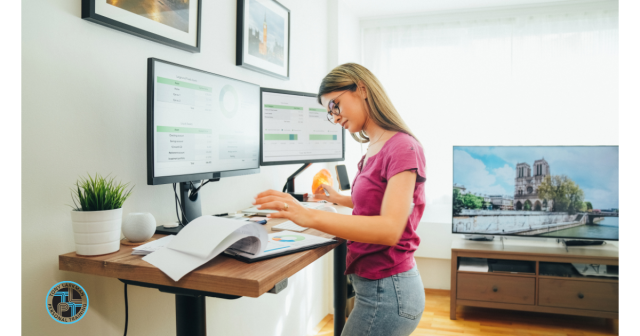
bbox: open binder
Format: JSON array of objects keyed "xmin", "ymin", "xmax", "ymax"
[{"xmin": 142, "ymin": 216, "xmax": 336, "ymax": 281}]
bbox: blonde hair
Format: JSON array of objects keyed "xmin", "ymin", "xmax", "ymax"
[{"xmin": 317, "ymin": 63, "xmax": 418, "ymax": 144}]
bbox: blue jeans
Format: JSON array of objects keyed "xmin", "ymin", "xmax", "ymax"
[{"xmin": 342, "ymin": 264, "xmax": 425, "ymax": 336}]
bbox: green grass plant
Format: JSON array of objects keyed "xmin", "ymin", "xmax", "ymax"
[{"xmin": 71, "ymin": 173, "xmax": 134, "ymax": 211}]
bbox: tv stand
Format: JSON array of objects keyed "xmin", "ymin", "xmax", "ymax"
[
  {"xmin": 560, "ymin": 239, "xmax": 606, "ymax": 247},
  {"xmin": 450, "ymin": 238, "xmax": 618, "ymax": 321}
]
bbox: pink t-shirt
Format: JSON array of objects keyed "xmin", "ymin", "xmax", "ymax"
[{"xmin": 346, "ymin": 132, "xmax": 426, "ymax": 280}]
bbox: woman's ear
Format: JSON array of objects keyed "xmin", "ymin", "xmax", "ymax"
[{"xmin": 357, "ymin": 81, "xmax": 368, "ymax": 100}]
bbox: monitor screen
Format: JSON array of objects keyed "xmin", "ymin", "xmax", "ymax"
[
  {"xmin": 452, "ymin": 146, "xmax": 619, "ymax": 240},
  {"xmin": 147, "ymin": 58, "xmax": 260, "ymax": 185},
  {"xmin": 260, "ymin": 88, "xmax": 345, "ymax": 165}
]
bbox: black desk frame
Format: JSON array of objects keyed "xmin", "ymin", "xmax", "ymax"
[{"xmin": 119, "ymin": 242, "xmax": 349, "ymax": 336}]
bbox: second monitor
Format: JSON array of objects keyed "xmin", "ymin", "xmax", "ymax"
[
  {"xmin": 260, "ymin": 88, "xmax": 345, "ymax": 194},
  {"xmin": 260, "ymin": 88, "xmax": 345, "ymax": 166}
]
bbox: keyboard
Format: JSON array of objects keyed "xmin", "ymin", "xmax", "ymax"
[{"xmin": 272, "ymin": 220, "xmax": 309, "ymax": 232}]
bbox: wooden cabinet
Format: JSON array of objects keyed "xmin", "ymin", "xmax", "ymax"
[
  {"xmin": 450, "ymin": 239, "xmax": 618, "ymax": 320},
  {"xmin": 457, "ymin": 273, "xmax": 535, "ymax": 305},
  {"xmin": 538, "ymin": 278, "xmax": 618, "ymax": 312}
]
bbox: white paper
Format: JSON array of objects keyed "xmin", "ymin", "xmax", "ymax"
[
  {"xmin": 132, "ymin": 235, "xmax": 175, "ymax": 256},
  {"xmin": 142, "ymin": 216, "xmax": 268, "ymax": 282}
]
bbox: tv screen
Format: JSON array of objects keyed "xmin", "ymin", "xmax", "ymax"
[{"xmin": 452, "ymin": 146, "xmax": 619, "ymax": 240}]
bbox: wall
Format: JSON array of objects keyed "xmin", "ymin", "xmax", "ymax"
[{"xmin": 22, "ymin": 0, "xmax": 332, "ymax": 335}]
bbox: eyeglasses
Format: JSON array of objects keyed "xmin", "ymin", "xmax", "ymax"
[{"xmin": 326, "ymin": 91, "xmax": 348, "ymax": 124}]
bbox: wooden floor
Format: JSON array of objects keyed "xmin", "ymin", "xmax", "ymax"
[{"xmin": 309, "ymin": 289, "xmax": 618, "ymax": 336}]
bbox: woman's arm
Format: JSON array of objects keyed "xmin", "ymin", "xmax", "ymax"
[
  {"xmin": 254, "ymin": 170, "xmax": 416, "ymax": 246},
  {"xmin": 312, "ymin": 183, "xmax": 354, "ymax": 208}
]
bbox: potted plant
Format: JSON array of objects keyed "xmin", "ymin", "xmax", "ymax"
[{"xmin": 70, "ymin": 173, "xmax": 133, "ymax": 256}]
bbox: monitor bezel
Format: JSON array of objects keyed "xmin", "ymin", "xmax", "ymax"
[
  {"xmin": 451, "ymin": 145, "xmax": 619, "ymax": 241},
  {"xmin": 147, "ymin": 58, "xmax": 260, "ymax": 185},
  {"xmin": 259, "ymin": 87, "xmax": 346, "ymax": 166}
]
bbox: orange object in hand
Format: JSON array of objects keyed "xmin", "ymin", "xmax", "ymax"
[{"xmin": 312, "ymin": 169, "xmax": 333, "ymax": 194}]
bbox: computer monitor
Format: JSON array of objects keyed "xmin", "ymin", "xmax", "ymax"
[
  {"xmin": 147, "ymin": 58, "xmax": 260, "ymax": 229},
  {"xmin": 148, "ymin": 58, "xmax": 260, "ymax": 185},
  {"xmin": 259, "ymin": 88, "xmax": 345, "ymax": 194}
]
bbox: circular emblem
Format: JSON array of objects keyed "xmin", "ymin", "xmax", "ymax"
[
  {"xmin": 46, "ymin": 281, "xmax": 89, "ymax": 324},
  {"xmin": 219, "ymin": 84, "xmax": 239, "ymax": 118}
]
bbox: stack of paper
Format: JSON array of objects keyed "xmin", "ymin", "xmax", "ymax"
[
  {"xmin": 131, "ymin": 235, "xmax": 175, "ymax": 255},
  {"xmin": 142, "ymin": 216, "xmax": 268, "ymax": 282},
  {"xmin": 458, "ymin": 258, "xmax": 489, "ymax": 272}
]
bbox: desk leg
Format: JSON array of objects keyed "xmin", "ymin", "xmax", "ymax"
[
  {"xmin": 176, "ymin": 294, "xmax": 206, "ymax": 336},
  {"xmin": 333, "ymin": 242, "xmax": 347, "ymax": 336}
]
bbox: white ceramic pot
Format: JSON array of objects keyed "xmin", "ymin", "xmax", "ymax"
[
  {"xmin": 71, "ymin": 208, "xmax": 123, "ymax": 256},
  {"xmin": 122, "ymin": 213, "xmax": 156, "ymax": 242}
]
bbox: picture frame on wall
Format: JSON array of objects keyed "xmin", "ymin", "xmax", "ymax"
[
  {"xmin": 236, "ymin": 0, "xmax": 291, "ymax": 80},
  {"xmin": 81, "ymin": 0, "xmax": 202, "ymax": 53}
]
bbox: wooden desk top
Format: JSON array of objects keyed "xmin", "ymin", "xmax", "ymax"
[{"xmin": 59, "ymin": 204, "xmax": 351, "ymax": 298}]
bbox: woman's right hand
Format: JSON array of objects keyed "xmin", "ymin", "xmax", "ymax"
[{"xmin": 313, "ymin": 183, "xmax": 339, "ymax": 203}]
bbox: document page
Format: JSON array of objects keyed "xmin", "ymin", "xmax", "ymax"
[
  {"xmin": 142, "ymin": 216, "xmax": 268, "ymax": 281},
  {"xmin": 230, "ymin": 230, "xmax": 334, "ymax": 259}
]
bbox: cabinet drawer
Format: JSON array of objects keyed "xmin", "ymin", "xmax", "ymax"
[
  {"xmin": 457, "ymin": 273, "xmax": 535, "ymax": 305},
  {"xmin": 539, "ymin": 278, "xmax": 618, "ymax": 312}
]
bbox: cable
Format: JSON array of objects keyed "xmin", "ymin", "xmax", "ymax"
[
  {"xmin": 172, "ymin": 183, "xmax": 183, "ymax": 225},
  {"xmin": 123, "ymin": 283, "xmax": 128, "ymax": 336},
  {"xmin": 188, "ymin": 180, "xmax": 210, "ymax": 199},
  {"xmin": 173, "ymin": 183, "xmax": 189, "ymax": 225}
]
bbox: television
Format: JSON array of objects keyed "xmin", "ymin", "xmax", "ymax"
[{"xmin": 452, "ymin": 146, "xmax": 619, "ymax": 241}]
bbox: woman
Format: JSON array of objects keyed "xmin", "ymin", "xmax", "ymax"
[{"xmin": 253, "ymin": 63, "xmax": 426, "ymax": 336}]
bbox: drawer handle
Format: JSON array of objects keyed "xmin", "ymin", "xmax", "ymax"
[
  {"xmin": 578, "ymin": 293, "xmax": 584, "ymax": 299},
  {"xmin": 492, "ymin": 286, "xmax": 498, "ymax": 292}
]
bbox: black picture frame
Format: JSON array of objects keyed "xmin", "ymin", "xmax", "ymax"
[
  {"xmin": 236, "ymin": 0, "xmax": 291, "ymax": 80},
  {"xmin": 82, "ymin": 0, "xmax": 202, "ymax": 53}
]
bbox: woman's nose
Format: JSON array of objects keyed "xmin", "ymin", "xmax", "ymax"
[{"xmin": 333, "ymin": 114, "xmax": 341, "ymax": 124}]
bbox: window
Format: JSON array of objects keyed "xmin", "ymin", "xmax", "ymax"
[{"xmin": 361, "ymin": 3, "xmax": 618, "ymax": 210}]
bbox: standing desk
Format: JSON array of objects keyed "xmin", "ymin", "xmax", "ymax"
[{"xmin": 58, "ymin": 206, "xmax": 351, "ymax": 336}]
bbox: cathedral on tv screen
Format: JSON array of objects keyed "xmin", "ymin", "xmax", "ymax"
[{"xmin": 514, "ymin": 158, "xmax": 552, "ymax": 211}]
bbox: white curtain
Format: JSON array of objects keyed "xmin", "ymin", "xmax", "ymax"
[{"xmin": 360, "ymin": 2, "xmax": 618, "ymax": 223}]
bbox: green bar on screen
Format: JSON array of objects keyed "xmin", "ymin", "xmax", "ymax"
[
  {"xmin": 156, "ymin": 126, "xmax": 212, "ymax": 134},
  {"xmin": 264, "ymin": 105, "xmax": 303, "ymax": 110},
  {"xmin": 157, "ymin": 77, "xmax": 212, "ymax": 92}
]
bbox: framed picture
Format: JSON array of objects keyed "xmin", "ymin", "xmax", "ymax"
[
  {"xmin": 82, "ymin": 0, "xmax": 202, "ymax": 53},
  {"xmin": 236, "ymin": 0, "xmax": 290, "ymax": 80}
]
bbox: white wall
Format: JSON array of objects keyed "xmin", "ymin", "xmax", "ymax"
[{"xmin": 22, "ymin": 0, "xmax": 333, "ymax": 335}]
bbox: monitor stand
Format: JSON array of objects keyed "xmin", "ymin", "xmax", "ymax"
[
  {"xmin": 156, "ymin": 181, "xmax": 203, "ymax": 235},
  {"xmin": 283, "ymin": 163, "xmax": 312, "ymax": 201}
]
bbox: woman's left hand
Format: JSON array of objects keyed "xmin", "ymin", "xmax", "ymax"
[{"xmin": 253, "ymin": 190, "xmax": 316, "ymax": 228}]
